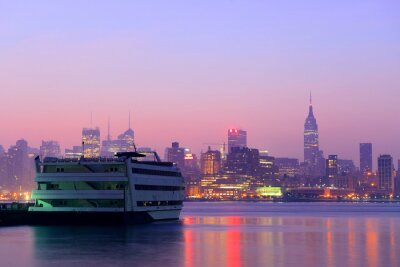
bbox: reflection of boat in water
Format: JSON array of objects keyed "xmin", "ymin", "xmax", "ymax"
[{"xmin": 0, "ymin": 151, "xmax": 185, "ymax": 226}]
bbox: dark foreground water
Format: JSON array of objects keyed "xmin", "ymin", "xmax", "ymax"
[{"xmin": 0, "ymin": 202, "xmax": 399, "ymax": 267}]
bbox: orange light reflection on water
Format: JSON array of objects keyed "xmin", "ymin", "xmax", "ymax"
[{"xmin": 182, "ymin": 214, "xmax": 399, "ymax": 267}]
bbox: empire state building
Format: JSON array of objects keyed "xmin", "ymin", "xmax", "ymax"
[{"xmin": 304, "ymin": 94, "xmax": 320, "ymax": 173}]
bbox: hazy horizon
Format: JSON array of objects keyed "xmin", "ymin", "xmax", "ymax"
[{"xmin": 1, "ymin": 1, "xmax": 399, "ymax": 167}]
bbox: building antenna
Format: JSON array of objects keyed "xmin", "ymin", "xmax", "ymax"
[
  {"xmin": 107, "ymin": 117, "xmax": 111, "ymax": 141},
  {"xmin": 310, "ymin": 92, "xmax": 312, "ymax": 106},
  {"xmin": 90, "ymin": 112, "xmax": 93, "ymax": 127},
  {"xmin": 129, "ymin": 111, "xmax": 131, "ymax": 129}
]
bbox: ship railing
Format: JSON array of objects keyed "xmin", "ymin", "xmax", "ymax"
[{"xmin": 0, "ymin": 202, "xmax": 33, "ymax": 211}]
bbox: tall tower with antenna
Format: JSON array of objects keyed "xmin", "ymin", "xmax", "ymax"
[
  {"xmin": 304, "ymin": 92, "xmax": 320, "ymax": 175},
  {"xmin": 116, "ymin": 112, "xmax": 135, "ymax": 151}
]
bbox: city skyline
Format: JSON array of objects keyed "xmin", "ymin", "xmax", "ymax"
[
  {"xmin": 0, "ymin": 95, "xmax": 398, "ymax": 169},
  {"xmin": 0, "ymin": 1, "xmax": 399, "ymax": 166}
]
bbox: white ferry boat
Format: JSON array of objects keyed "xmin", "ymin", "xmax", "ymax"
[{"xmin": 11, "ymin": 151, "xmax": 185, "ymax": 225}]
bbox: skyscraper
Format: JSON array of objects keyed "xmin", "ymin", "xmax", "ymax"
[
  {"xmin": 227, "ymin": 128, "xmax": 247, "ymax": 153},
  {"xmin": 226, "ymin": 147, "xmax": 259, "ymax": 176},
  {"xmin": 378, "ymin": 155, "xmax": 394, "ymax": 194},
  {"xmin": 165, "ymin": 142, "xmax": 185, "ymax": 169},
  {"xmin": 275, "ymin": 158, "xmax": 299, "ymax": 177},
  {"xmin": 82, "ymin": 127, "xmax": 101, "ymax": 158},
  {"xmin": 326, "ymin": 155, "xmax": 338, "ymax": 186},
  {"xmin": 7, "ymin": 139, "xmax": 35, "ymax": 190},
  {"xmin": 101, "ymin": 116, "xmax": 135, "ymax": 157},
  {"xmin": 200, "ymin": 147, "xmax": 222, "ymax": 176},
  {"xmin": 39, "ymin": 140, "xmax": 61, "ymax": 159},
  {"xmin": 360, "ymin": 143, "xmax": 373, "ymax": 174},
  {"xmin": 304, "ymin": 94, "xmax": 320, "ymax": 175}
]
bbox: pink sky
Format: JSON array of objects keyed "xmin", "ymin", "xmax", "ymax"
[{"xmin": 0, "ymin": 1, "xmax": 399, "ymax": 168}]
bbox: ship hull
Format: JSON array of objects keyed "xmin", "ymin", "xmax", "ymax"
[{"xmin": 0, "ymin": 210, "xmax": 181, "ymax": 226}]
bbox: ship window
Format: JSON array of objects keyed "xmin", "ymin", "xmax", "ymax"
[
  {"xmin": 116, "ymin": 184, "xmax": 125, "ymax": 189},
  {"xmin": 135, "ymin": 184, "xmax": 184, "ymax": 191},
  {"xmin": 48, "ymin": 184, "xmax": 59, "ymax": 190},
  {"xmin": 136, "ymin": 201, "xmax": 182, "ymax": 207},
  {"xmin": 132, "ymin": 168, "xmax": 181, "ymax": 177},
  {"xmin": 108, "ymin": 167, "xmax": 119, "ymax": 172}
]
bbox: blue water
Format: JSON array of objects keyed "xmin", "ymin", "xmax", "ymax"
[{"xmin": 0, "ymin": 202, "xmax": 399, "ymax": 267}]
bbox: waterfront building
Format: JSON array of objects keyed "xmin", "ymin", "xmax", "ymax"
[
  {"xmin": 258, "ymin": 155, "xmax": 275, "ymax": 182},
  {"xmin": 186, "ymin": 181, "xmax": 201, "ymax": 198},
  {"xmin": 182, "ymin": 151, "xmax": 200, "ymax": 182},
  {"xmin": 200, "ymin": 147, "xmax": 222, "ymax": 176},
  {"xmin": 275, "ymin": 158, "xmax": 299, "ymax": 178},
  {"xmin": 226, "ymin": 147, "xmax": 259, "ymax": 176},
  {"xmin": 39, "ymin": 140, "xmax": 61, "ymax": 159},
  {"xmin": 338, "ymin": 159, "xmax": 356, "ymax": 176},
  {"xmin": 227, "ymin": 128, "xmax": 247, "ymax": 153},
  {"xmin": 82, "ymin": 127, "xmax": 101, "ymax": 158},
  {"xmin": 394, "ymin": 172, "xmax": 400, "ymax": 197},
  {"xmin": 7, "ymin": 139, "xmax": 36, "ymax": 190},
  {"xmin": 165, "ymin": 142, "xmax": 185, "ymax": 170},
  {"xmin": 200, "ymin": 173, "xmax": 251, "ymax": 199},
  {"xmin": 378, "ymin": 155, "xmax": 395, "ymax": 194},
  {"xmin": 360, "ymin": 143, "xmax": 373, "ymax": 174},
  {"xmin": 65, "ymin": 146, "xmax": 83, "ymax": 159},
  {"xmin": 326, "ymin": 155, "xmax": 338, "ymax": 187},
  {"xmin": 256, "ymin": 186, "xmax": 283, "ymax": 198},
  {"xmin": 304, "ymin": 94, "xmax": 321, "ymax": 176}
]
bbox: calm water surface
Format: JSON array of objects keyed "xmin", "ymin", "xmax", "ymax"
[{"xmin": 0, "ymin": 202, "xmax": 399, "ymax": 267}]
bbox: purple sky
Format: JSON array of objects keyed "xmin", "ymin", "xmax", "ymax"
[{"xmin": 0, "ymin": 1, "xmax": 399, "ymax": 167}]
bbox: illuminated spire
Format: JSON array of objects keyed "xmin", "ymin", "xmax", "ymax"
[{"xmin": 308, "ymin": 92, "xmax": 314, "ymax": 117}]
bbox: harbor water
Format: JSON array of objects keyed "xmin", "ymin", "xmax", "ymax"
[{"xmin": 0, "ymin": 202, "xmax": 399, "ymax": 267}]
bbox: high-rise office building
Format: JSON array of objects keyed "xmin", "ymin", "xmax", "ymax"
[
  {"xmin": 326, "ymin": 155, "xmax": 338, "ymax": 186},
  {"xmin": 200, "ymin": 147, "xmax": 222, "ymax": 176},
  {"xmin": 82, "ymin": 127, "xmax": 101, "ymax": 158},
  {"xmin": 226, "ymin": 147, "xmax": 259, "ymax": 176},
  {"xmin": 275, "ymin": 158, "xmax": 299, "ymax": 177},
  {"xmin": 39, "ymin": 140, "xmax": 61, "ymax": 159},
  {"xmin": 227, "ymin": 128, "xmax": 247, "ymax": 153},
  {"xmin": 338, "ymin": 159, "xmax": 356, "ymax": 176},
  {"xmin": 116, "ymin": 128, "xmax": 135, "ymax": 151},
  {"xmin": 165, "ymin": 142, "xmax": 185, "ymax": 169},
  {"xmin": 304, "ymin": 94, "xmax": 320, "ymax": 175},
  {"xmin": 101, "ymin": 129, "xmax": 135, "ymax": 157},
  {"xmin": 378, "ymin": 155, "xmax": 394, "ymax": 194},
  {"xmin": 65, "ymin": 146, "xmax": 83, "ymax": 159},
  {"xmin": 259, "ymin": 155, "xmax": 275, "ymax": 179},
  {"xmin": 360, "ymin": 143, "xmax": 373, "ymax": 174},
  {"xmin": 101, "ymin": 118, "xmax": 135, "ymax": 157},
  {"xmin": 7, "ymin": 139, "xmax": 36, "ymax": 190}
]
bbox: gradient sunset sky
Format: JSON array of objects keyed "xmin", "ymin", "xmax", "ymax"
[{"xmin": 0, "ymin": 1, "xmax": 399, "ymax": 166}]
